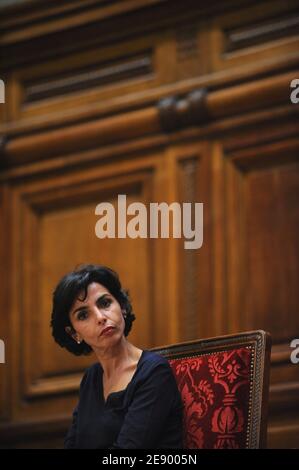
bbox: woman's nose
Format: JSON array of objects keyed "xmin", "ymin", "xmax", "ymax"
[{"xmin": 94, "ymin": 307, "xmax": 107, "ymax": 323}]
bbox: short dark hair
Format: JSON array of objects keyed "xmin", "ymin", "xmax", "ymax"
[{"xmin": 50, "ymin": 264, "xmax": 136, "ymax": 356}]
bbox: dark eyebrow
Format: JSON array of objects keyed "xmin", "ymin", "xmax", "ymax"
[{"xmin": 72, "ymin": 293, "xmax": 109, "ymax": 316}]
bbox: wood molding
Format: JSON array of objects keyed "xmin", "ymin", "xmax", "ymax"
[
  {"xmin": 1, "ymin": 47, "xmax": 298, "ymax": 139},
  {"xmin": 2, "ymin": 107, "xmax": 159, "ymax": 166},
  {"xmin": 0, "ymin": 0, "xmax": 166, "ymax": 48},
  {"xmin": 0, "ymin": 414, "xmax": 70, "ymax": 446},
  {"xmin": 1, "ymin": 70, "xmax": 297, "ymax": 168},
  {"xmin": 0, "ymin": 103, "xmax": 297, "ymax": 186},
  {"xmin": 225, "ymin": 13, "xmax": 299, "ymax": 53},
  {"xmin": 158, "ymin": 89, "xmax": 209, "ymax": 132},
  {"xmin": 23, "ymin": 54, "xmax": 153, "ymax": 104},
  {"xmin": 0, "ymin": 0, "xmax": 246, "ymax": 55}
]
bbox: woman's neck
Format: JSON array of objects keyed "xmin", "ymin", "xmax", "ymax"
[{"xmin": 94, "ymin": 340, "xmax": 142, "ymax": 380}]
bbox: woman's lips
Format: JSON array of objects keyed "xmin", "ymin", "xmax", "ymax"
[{"xmin": 101, "ymin": 326, "xmax": 115, "ymax": 336}]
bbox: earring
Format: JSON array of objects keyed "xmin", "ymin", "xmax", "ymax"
[{"xmin": 77, "ymin": 339, "xmax": 82, "ymax": 344}]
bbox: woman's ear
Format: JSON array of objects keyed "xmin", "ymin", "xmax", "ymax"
[{"xmin": 65, "ymin": 326, "xmax": 82, "ymax": 344}]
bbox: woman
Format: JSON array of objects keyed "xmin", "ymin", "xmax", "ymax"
[{"xmin": 51, "ymin": 264, "xmax": 184, "ymax": 449}]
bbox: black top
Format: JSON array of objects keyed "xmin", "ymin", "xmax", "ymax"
[{"xmin": 64, "ymin": 350, "xmax": 184, "ymax": 449}]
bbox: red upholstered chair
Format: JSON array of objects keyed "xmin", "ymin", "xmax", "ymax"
[{"xmin": 151, "ymin": 330, "xmax": 271, "ymax": 449}]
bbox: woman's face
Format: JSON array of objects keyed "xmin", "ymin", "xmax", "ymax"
[{"xmin": 67, "ymin": 282, "xmax": 126, "ymax": 351}]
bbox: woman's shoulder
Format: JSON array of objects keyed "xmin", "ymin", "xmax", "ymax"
[
  {"xmin": 133, "ymin": 351, "xmax": 180, "ymax": 396},
  {"xmin": 137, "ymin": 350, "xmax": 172, "ymax": 378},
  {"xmin": 142, "ymin": 349, "xmax": 169, "ymax": 366},
  {"xmin": 78, "ymin": 362, "xmax": 101, "ymax": 390}
]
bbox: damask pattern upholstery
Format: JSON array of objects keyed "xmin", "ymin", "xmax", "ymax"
[
  {"xmin": 168, "ymin": 347, "xmax": 252, "ymax": 449},
  {"xmin": 152, "ymin": 330, "xmax": 271, "ymax": 449}
]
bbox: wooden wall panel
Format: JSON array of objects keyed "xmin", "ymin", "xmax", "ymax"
[
  {"xmin": 224, "ymin": 139, "xmax": 299, "ymax": 337},
  {"xmin": 245, "ymin": 165, "xmax": 299, "ymax": 336},
  {"xmin": 4, "ymin": 156, "xmax": 168, "ymax": 423},
  {"xmin": 224, "ymin": 138, "xmax": 299, "ymax": 447},
  {"xmin": 210, "ymin": 0, "xmax": 299, "ymax": 73},
  {"xmin": 15, "ymin": 36, "xmax": 160, "ymax": 121},
  {"xmin": 0, "ymin": 185, "xmax": 10, "ymax": 422}
]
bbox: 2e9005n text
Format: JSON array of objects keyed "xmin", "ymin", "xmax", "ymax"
[{"xmin": 145, "ymin": 454, "xmax": 197, "ymax": 465}]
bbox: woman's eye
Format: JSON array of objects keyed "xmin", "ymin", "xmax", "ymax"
[
  {"xmin": 99, "ymin": 297, "xmax": 111, "ymax": 308},
  {"xmin": 77, "ymin": 311, "xmax": 88, "ymax": 321}
]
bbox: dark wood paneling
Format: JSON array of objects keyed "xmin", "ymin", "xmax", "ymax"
[{"xmin": 6, "ymin": 158, "xmax": 163, "ymax": 421}]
